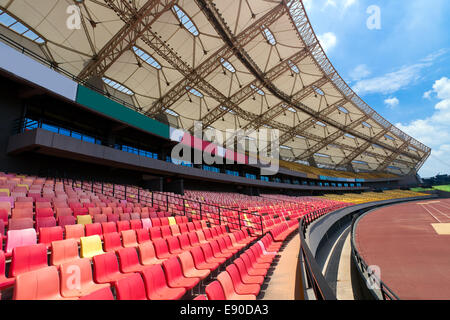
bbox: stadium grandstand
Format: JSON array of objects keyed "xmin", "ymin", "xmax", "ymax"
[{"xmin": 0, "ymin": 0, "xmax": 442, "ymax": 303}]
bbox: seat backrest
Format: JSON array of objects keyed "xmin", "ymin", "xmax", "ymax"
[
  {"xmin": 92, "ymin": 252, "xmax": 121, "ymax": 283},
  {"xmin": 138, "ymin": 242, "xmax": 157, "ymax": 265},
  {"xmin": 103, "ymin": 232, "xmax": 122, "ymax": 252},
  {"xmin": 59, "ymin": 258, "xmax": 94, "ymax": 297},
  {"xmin": 167, "ymin": 217, "xmax": 176, "ymax": 226},
  {"xmin": 136, "ymin": 229, "xmax": 150, "ymax": 244},
  {"xmin": 56, "ymin": 207, "xmax": 73, "ymax": 219},
  {"xmin": 162, "ymin": 257, "xmax": 183, "ymax": 283},
  {"xmin": 130, "ymin": 219, "xmax": 142, "ymax": 230},
  {"xmin": 76, "ymin": 215, "xmax": 92, "ymax": 225},
  {"xmin": 188, "ymin": 232, "xmax": 200, "ymax": 247},
  {"xmin": 36, "ymin": 207, "xmax": 54, "ymax": 218},
  {"xmin": 153, "ymin": 238, "xmax": 169, "ymax": 258},
  {"xmin": 8, "ymin": 218, "xmax": 34, "ymax": 230},
  {"xmin": 88, "ymin": 207, "xmax": 101, "ymax": 216},
  {"xmin": 39, "ymin": 226, "xmax": 63, "ymax": 246},
  {"xmin": 149, "ymin": 227, "xmax": 162, "ymax": 241},
  {"xmin": 116, "ymin": 221, "xmax": 130, "ymax": 233},
  {"xmin": 130, "ymin": 213, "xmax": 140, "ymax": 221},
  {"xmin": 160, "ymin": 226, "xmax": 172, "ymax": 239},
  {"xmin": 101, "ymin": 221, "xmax": 117, "ymax": 234},
  {"xmin": 114, "ymin": 273, "xmax": 147, "ymax": 300},
  {"xmin": 6, "ymin": 228, "xmax": 37, "ymax": 254},
  {"xmin": 167, "ymin": 236, "xmax": 181, "ymax": 254},
  {"xmin": 93, "ymin": 214, "xmax": 107, "ymax": 224},
  {"xmin": 178, "ymin": 234, "xmax": 191, "ymax": 251},
  {"xmin": 65, "ymin": 224, "xmax": 85, "ymax": 240},
  {"xmin": 117, "ymin": 247, "xmax": 140, "ymax": 272},
  {"xmin": 225, "ymin": 264, "xmax": 244, "ymax": 288},
  {"xmin": 121, "ymin": 230, "xmax": 138, "ymax": 248},
  {"xmin": 80, "ymin": 235, "xmax": 104, "ymax": 258},
  {"xmin": 13, "ymin": 266, "xmax": 62, "ymax": 300},
  {"xmin": 85, "ymin": 223, "xmax": 102, "ymax": 237},
  {"xmin": 179, "ymin": 223, "xmax": 189, "ymax": 234},
  {"xmin": 50, "ymin": 239, "xmax": 79, "ymax": 266},
  {"xmin": 205, "ymin": 280, "xmax": 226, "ymax": 300},
  {"xmin": 217, "ymin": 271, "xmax": 236, "ymax": 300},
  {"xmin": 107, "ymin": 214, "xmax": 119, "ymax": 223},
  {"xmin": 9, "ymin": 243, "xmax": 48, "ymax": 277},
  {"xmin": 36, "ymin": 217, "xmax": 57, "ymax": 230},
  {"xmin": 150, "ymin": 218, "xmax": 161, "ymax": 227},
  {"xmin": 170, "ymin": 225, "xmax": 180, "ymax": 237},
  {"xmin": 190, "ymin": 246, "xmax": 206, "ymax": 267},
  {"xmin": 141, "ymin": 218, "xmax": 152, "ymax": 230},
  {"xmin": 178, "ymin": 251, "xmax": 196, "ymax": 274}
]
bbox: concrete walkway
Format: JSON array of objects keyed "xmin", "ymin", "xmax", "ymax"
[
  {"xmin": 261, "ymin": 234, "xmax": 300, "ymax": 300},
  {"xmin": 335, "ymin": 231, "xmax": 355, "ymax": 300}
]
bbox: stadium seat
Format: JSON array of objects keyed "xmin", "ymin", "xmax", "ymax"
[
  {"xmin": 65, "ymin": 224, "xmax": 85, "ymax": 242},
  {"xmin": 101, "ymin": 221, "xmax": 117, "ymax": 235},
  {"xmin": 217, "ymin": 270, "xmax": 256, "ymax": 300},
  {"xmin": 141, "ymin": 218, "xmax": 152, "ymax": 230},
  {"xmin": 205, "ymin": 280, "xmax": 226, "ymax": 300},
  {"xmin": 210, "ymin": 239, "xmax": 233, "ymax": 260},
  {"xmin": 121, "ymin": 230, "xmax": 138, "ymax": 248},
  {"xmin": 5, "ymin": 228, "xmax": 37, "ymax": 257},
  {"xmin": 201, "ymin": 243, "xmax": 227, "ymax": 265},
  {"xmin": 92, "ymin": 252, "xmax": 132, "ymax": 285},
  {"xmin": 39, "ymin": 226, "xmax": 63, "ymax": 249},
  {"xmin": 80, "ymin": 235, "xmax": 104, "ymax": 258},
  {"xmin": 149, "ymin": 227, "xmax": 162, "ymax": 241},
  {"xmin": 8, "ymin": 218, "xmax": 34, "ymax": 230},
  {"xmin": 153, "ymin": 238, "xmax": 174, "ymax": 260},
  {"xmin": 114, "ymin": 273, "xmax": 147, "ymax": 300},
  {"xmin": 36, "ymin": 216, "xmax": 57, "ymax": 231},
  {"xmin": 233, "ymin": 257, "xmax": 265, "ymax": 285},
  {"xmin": 178, "ymin": 251, "xmax": 210, "ymax": 280},
  {"xmin": 190, "ymin": 246, "xmax": 219, "ymax": 271},
  {"xmin": 162, "ymin": 257, "xmax": 200, "ymax": 290},
  {"xmin": 0, "ymin": 250, "xmax": 15, "ymax": 290},
  {"xmin": 136, "ymin": 229, "xmax": 151, "ymax": 244},
  {"xmin": 161, "ymin": 225, "xmax": 172, "ymax": 239},
  {"xmin": 138, "ymin": 242, "xmax": 165, "ymax": 266},
  {"xmin": 117, "ymin": 247, "xmax": 147, "ymax": 273},
  {"xmin": 93, "ymin": 214, "xmax": 107, "ymax": 224},
  {"xmin": 76, "ymin": 215, "xmax": 92, "ymax": 225},
  {"xmin": 226, "ymin": 264, "xmax": 260, "ymax": 296},
  {"xmin": 117, "ymin": 221, "xmax": 130, "ymax": 233},
  {"xmin": 60, "ymin": 258, "xmax": 111, "ymax": 298},
  {"xmin": 107, "ymin": 214, "xmax": 119, "ymax": 223},
  {"xmin": 14, "ymin": 266, "xmax": 75, "ymax": 300},
  {"xmin": 103, "ymin": 232, "xmax": 123, "ymax": 253},
  {"xmin": 79, "ymin": 287, "xmax": 114, "ymax": 300},
  {"xmin": 170, "ymin": 225, "xmax": 181, "ymax": 237},
  {"xmin": 9, "ymin": 243, "xmax": 48, "ymax": 277},
  {"xmin": 50, "ymin": 239, "xmax": 79, "ymax": 266},
  {"xmin": 141, "ymin": 264, "xmax": 186, "ymax": 300},
  {"xmin": 85, "ymin": 223, "xmax": 103, "ymax": 240},
  {"xmin": 58, "ymin": 215, "xmax": 76, "ymax": 227}
]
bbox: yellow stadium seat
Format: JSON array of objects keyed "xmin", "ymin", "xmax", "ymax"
[
  {"xmin": 80, "ymin": 235, "xmax": 104, "ymax": 258},
  {"xmin": 77, "ymin": 215, "xmax": 93, "ymax": 225},
  {"xmin": 17, "ymin": 184, "xmax": 29, "ymax": 190},
  {"xmin": 0, "ymin": 188, "xmax": 10, "ymax": 196},
  {"xmin": 168, "ymin": 217, "xmax": 177, "ymax": 226}
]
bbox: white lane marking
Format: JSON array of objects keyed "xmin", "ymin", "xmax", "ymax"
[{"xmin": 419, "ymin": 204, "xmax": 442, "ymax": 223}]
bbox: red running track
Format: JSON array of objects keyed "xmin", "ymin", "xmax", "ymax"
[{"xmin": 355, "ymin": 199, "xmax": 450, "ymax": 300}]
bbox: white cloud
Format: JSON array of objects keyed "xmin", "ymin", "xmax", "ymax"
[
  {"xmin": 352, "ymin": 50, "xmax": 446, "ymax": 96},
  {"xmin": 349, "ymin": 64, "xmax": 371, "ymax": 81},
  {"xmin": 353, "ymin": 63, "xmax": 427, "ymax": 95},
  {"xmin": 384, "ymin": 97, "xmax": 399, "ymax": 108},
  {"xmin": 423, "ymin": 90, "xmax": 433, "ymax": 99},
  {"xmin": 396, "ymin": 77, "xmax": 450, "ymax": 177},
  {"xmin": 317, "ymin": 32, "xmax": 337, "ymax": 53}
]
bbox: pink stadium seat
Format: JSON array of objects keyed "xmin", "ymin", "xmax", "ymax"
[{"xmin": 5, "ymin": 228, "xmax": 37, "ymax": 257}]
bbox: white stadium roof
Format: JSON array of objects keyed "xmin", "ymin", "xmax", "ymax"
[{"xmin": 0, "ymin": 0, "xmax": 431, "ymax": 175}]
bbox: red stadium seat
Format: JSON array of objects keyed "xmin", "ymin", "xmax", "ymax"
[
  {"xmin": 0, "ymin": 250, "xmax": 14, "ymax": 290},
  {"xmin": 178, "ymin": 251, "xmax": 210, "ymax": 280},
  {"xmin": 39, "ymin": 226, "xmax": 63, "ymax": 249},
  {"xmin": 9, "ymin": 243, "xmax": 48, "ymax": 277},
  {"xmin": 121, "ymin": 230, "xmax": 138, "ymax": 248},
  {"xmin": 79, "ymin": 287, "xmax": 114, "ymax": 300},
  {"xmin": 153, "ymin": 238, "xmax": 174, "ymax": 260},
  {"xmin": 162, "ymin": 257, "xmax": 200, "ymax": 290},
  {"xmin": 141, "ymin": 264, "xmax": 186, "ymax": 300},
  {"xmin": 205, "ymin": 280, "xmax": 226, "ymax": 300},
  {"xmin": 92, "ymin": 252, "xmax": 133, "ymax": 285},
  {"xmin": 136, "ymin": 229, "xmax": 151, "ymax": 244},
  {"xmin": 217, "ymin": 270, "xmax": 256, "ymax": 300},
  {"xmin": 103, "ymin": 232, "xmax": 123, "ymax": 253},
  {"xmin": 117, "ymin": 247, "xmax": 147, "ymax": 273},
  {"xmin": 114, "ymin": 273, "xmax": 147, "ymax": 300},
  {"xmin": 117, "ymin": 221, "xmax": 130, "ymax": 233},
  {"xmin": 225, "ymin": 264, "xmax": 260, "ymax": 296}
]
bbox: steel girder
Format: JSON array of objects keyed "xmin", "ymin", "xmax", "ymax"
[
  {"xmin": 143, "ymin": 2, "xmax": 287, "ymax": 116},
  {"xmin": 78, "ymin": 0, "xmax": 175, "ymax": 80},
  {"xmin": 192, "ymin": 48, "xmax": 309, "ymax": 131}
]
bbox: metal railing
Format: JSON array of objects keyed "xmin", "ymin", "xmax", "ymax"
[{"xmin": 59, "ymin": 176, "xmax": 264, "ymax": 236}]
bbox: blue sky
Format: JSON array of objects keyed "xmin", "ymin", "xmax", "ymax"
[{"xmin": 302, "ymin": 0, "xmax": 450, "ymax": 178}]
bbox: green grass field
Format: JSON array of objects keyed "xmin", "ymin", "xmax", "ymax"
[{"xmin": 411, "ymin": 185, "xmax": 450, "ymax": 192}]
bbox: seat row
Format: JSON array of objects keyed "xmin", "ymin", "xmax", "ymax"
[
  {"xmin": 2, "ymin": 228, "xmax": 256, "ymax": 300},
  {"xmin": 1, "ymin": 217, "xmax": 193, "ymax": 258}
]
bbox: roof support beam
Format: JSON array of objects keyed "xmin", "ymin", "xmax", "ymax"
[
  {"xmin": 78, "ymin": 0, "xmax": 175, "ymax": 80},
  {"xmin": 376, "ymin": 140, "xmax": 412, "ymax": 171},
  {"xmin": 144, "ymin": 2, "xmax": 286, "ymax": 116}
]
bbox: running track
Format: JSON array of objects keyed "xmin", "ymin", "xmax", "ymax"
[{"xmin": 355, "ymin": 199, "xmax": 450, "ymax": 300}]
